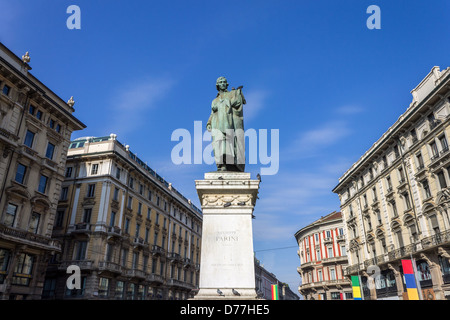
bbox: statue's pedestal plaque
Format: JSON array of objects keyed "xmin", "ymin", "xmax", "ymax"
[{"xmin": 192, "ymin": 172, "xmax": 260, "ymax": 300}]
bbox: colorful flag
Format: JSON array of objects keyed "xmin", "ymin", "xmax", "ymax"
[
  {"xmin": 351, "ymin": 276, "xmax": 362, "ymax": 300},
  {"xmin": 271, "ymin": 284, "xmax": 279, "ymax": 300},
  {"xmin": 401, "ymin": 259, "xmax": 419, "ymax": 300}
]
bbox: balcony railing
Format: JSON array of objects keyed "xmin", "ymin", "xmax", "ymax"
[
  {"xmin": 98, "ymin": 261, "xmax": 123, "ymax": 274},
  {"xmin": 125, "ymin": 268, "xmax": 146, "ymax": 279},
  {"xmin": 146, "ymin": 273, "xmax": 164, "ymax": 284},
  {"xmin": 151, "ymin": 245, "xmax": 165, "ymax": 256},
  {"xmin": 167, "ymin": 252, "xmax": 182, "ymax": 262},
  {"xmin": 0, "ymin": 223, "xmax": 60, "ymax": 250},
  {"xmin": 421, "ymin": 230, "xmax": 450, "ymax": 249}
]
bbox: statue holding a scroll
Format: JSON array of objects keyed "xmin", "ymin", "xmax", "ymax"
[{"xmin": 206, "ymin": 77, "xmax": 246, "ymax": 172}]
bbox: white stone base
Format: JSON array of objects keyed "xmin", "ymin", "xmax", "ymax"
[{"xmin": 192, "ymin": 172, "xmax": 260, "ymax": 300}]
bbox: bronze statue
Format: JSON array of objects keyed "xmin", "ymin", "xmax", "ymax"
[{"xmin": 207, "ymin": 77, "xmax": 246, "ymax": 172}]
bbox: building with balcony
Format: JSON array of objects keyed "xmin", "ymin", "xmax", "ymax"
[
  {"xmin": 333, "ymin": 66, "xmax": 450, "ymax": 300},
  {"xmin": 0, "ymin": 43, "xmax": 86, "ymax": 299},
  {"xmin": 42, "ymin": 135, "xmax": 202, "ymax": 300},
  {"xmin": 294, "ymin": 211, "xmax": 352, "ymax": 300}
]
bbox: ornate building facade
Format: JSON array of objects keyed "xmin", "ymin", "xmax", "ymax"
[
  {"xmin": 333, "ymin": 66, "xmax": 450, "ymax": 300},
  {"xmin": 295, "ymin": 211, "xmax": 352, "ymax": 300},
  {"xmin": 42, "ymin": 135, "xmax": 202, "ymax": 300},
  {"xmin": 0, "ymin": 43, "xmax": 86, "ymax": 299}
]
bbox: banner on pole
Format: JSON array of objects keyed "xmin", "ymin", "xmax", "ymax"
[
  {"xmin": 401, "ymin": 259, "xmax": 419, "ymax": 300},
  {"xmin": 271, "ymin": 284, "xmax": 279, "ymax": 300},
  {"xmin": 351, "ymin": 276, "xmax": 362, "ymax": 300}
]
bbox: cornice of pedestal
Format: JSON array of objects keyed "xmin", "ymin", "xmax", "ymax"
[{"xmin": 195, "ymin": 171, "xmax": 261, "ymax": 209}]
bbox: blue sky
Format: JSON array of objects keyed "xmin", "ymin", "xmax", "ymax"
[{"xmin": 2, "ymin": 0, "xmax": 449, "ymax": 295}]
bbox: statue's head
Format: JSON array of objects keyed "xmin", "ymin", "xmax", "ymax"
[{"xmin": 216, "ymin": 76, "xmax": 228, "ymax": 91}]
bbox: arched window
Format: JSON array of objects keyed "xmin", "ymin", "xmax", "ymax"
[
  {"xmin": 416, "ymin": 260, "xmax": 432, "ymax": 281},
  {"xmin": 439, "ymin": 256, "xmax": 450, "ymax": 284}
]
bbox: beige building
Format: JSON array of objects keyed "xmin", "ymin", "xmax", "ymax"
[
  {"xmin": 43, "ymin": 135, "xmax": 202, "ymax": 300},
  {"xmin": 295, "ymin": 211, "xmax": 352, "ymax": 300},
  {"xmin": 0, "ymin": 43, "xmax": 86, "ymax": 299},
  {"xmin": 333, "ymin": 66, "xmax": 450, "ymax": 300}
]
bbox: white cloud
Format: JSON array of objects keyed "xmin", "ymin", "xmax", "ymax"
[
  {"xmin": 242, "ymin": 89, "xmax": 268, "ymax": 121},
  {"xmin": 292, "ymin": 120, "xmax": 351, "ymax": 154},
  {"xmin": 335, "ymin": 105, "xmax": 364, "ymax": 115},
  {"xmin": 104, "ymin": 77, "xmax": 175, "ymax": 136}
]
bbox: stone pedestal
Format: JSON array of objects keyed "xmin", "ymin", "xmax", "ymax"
[{"xmin": 192, "ymin": 171, "xmax": 260, "ymax": 300}]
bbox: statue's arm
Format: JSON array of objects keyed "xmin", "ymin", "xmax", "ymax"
[{"xmin": 211, "ymin": 99, "xmax": 218, "ymax": 112}]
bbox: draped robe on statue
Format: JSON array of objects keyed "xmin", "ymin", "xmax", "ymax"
[{"xmin": 207, "ymin": 88, "xmax": 245, "ymax": 172}]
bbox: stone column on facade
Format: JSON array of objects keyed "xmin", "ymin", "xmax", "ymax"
[
  {"xmin": 361, "ymin": 270, "xmax": 377, "ymax": 300},
  {"xmin": 2, "ymin": 245, "xmax": 25, "ymax": 299},
  {"xmin": 387, "ymin": 263, "xmax": 405, "ymax": 300}
]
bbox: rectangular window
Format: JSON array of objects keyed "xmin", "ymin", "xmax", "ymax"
[
  {"xmin": 24, "ymin": 130, "xmax": 35, "ymax": 148},
  {"xmin": 60, "ymin": 187, "xmax": 68, "ymax": 200},
  {"xmin": 55, "ymin": 210, "xmax": 65, "ymax": 227},
  {"xmin": 15, "ymin": 164, "xmax": 27, "ymax": 184},
  {"xmin": 386, "ymin": 176, "xmax": 392, "ymax": 190},
  {"xmin": 65, "ymin": 167, "xmax": 73, "ymax": 178},
  {"xmin": 411, "ymin": 129, "xmax": 418, "ymax": 142},
  {"xmin": 91, "ymin": 163, "xmax": 99, "ymax": 175},
  {"xmin": 113, "ymin": 187, "xmax": 119, "ymax": 201},
  {"xmin": 2, "ymin": 84, "xmax": 10, "ymax": 96},
  {"xmin": 109, "ymin": 211, "xmax": 116, "ymax": 227},
  {"xmin": 75, "ymin": 241, "xmax": 87, "ymax": 260},
  {"xmin": 121, "ymin": 249, "xmax": 128, "ymax": 267},
  {"xmin": 416, "ymin": 152, "xmax": 424, "ymax": 169},
  {"xmin": 4, "ymin": 203, "xmax": 17, "ymax": 227},
  {"xmin": 12, "ymin": 253, "xmax": 34, "ymax": 286},
  {"xmin": 115, "ymin": 167, "xmax": 121, "ymax": 179},
  {"xmin": 28, "ymin": 105, "xmax": 36, "ymax": 115},
  {"xmin": 36, "ymin": 110, "xmax": 43, "ymax": 120},
  {"xmin": 49, "ymin": 118, "xmax": 55, "ymax": 129},
  {"xmin": 391, "ymin": 200, "xmax": 398, "ymax": 217},
  {"xmin": 135, "ymin": 223, "xmax": 140, "ymax": 238},
  {"xmin": 38, "ymin": 175, "xmax": 48, "ymax": 193},
  {"xmin": 422, "ymin": 179, "xmax": 431, "ymax": 198},
  {"xmin": 430, "ymin": 141, "xmax": 439, "ymax": 157},
  {"xmin": 28, "ymin": 212, "xmax": 40, "ymax": 234},
  {"xmin": 437, "ymin": 171, "xmax": 447, "ymax": 189},
  {"xmin": 127, "ymin": 196, "xmax": 132, "ymax": 209},
  {"xmin": 138, "ymin": 202, "xmax": 142, "ymax": 215},
  {"xmin": 403, "ymin": 192, "xmax": 412, "ymax": 210},
  {"xmin": 45, "ymin": 142, "xmax": 55, "ymax": 159},
  {"xmin": 132, "ymin": 252, "xmax": 139, "ymax": 269},
  {"xmin": 439, "ymin": 135, "xmax": 448, "ymax": 152},
  {"xmin": 330, "ymin": 268, "xmax": 336, "ymax": 280},
  {"xmin": 125, "ymin": 218, "xmax": 130, "ymax": 234},
  {"xmin": 86, "ymin": 184, "xmax": 95, "ymax": 198},
  {"xmin": 82, "ymin": 208, "xmax": 92, "ymax": 223},
  {"xmin": 328, "ymin": 247, "xmax": 334, "ymax": 258},
  {"xmin": 129, "ymin": 177, "xmax": 134, "ymax": 189},
  {"xmin": 115, "ymin": 281, "xmax": 124, "ymax": 299},
  {"xmin": 98, "ymin": 278, "xmax": 109, "ymax": 298}
]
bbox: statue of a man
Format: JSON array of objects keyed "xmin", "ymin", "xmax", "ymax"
[{"xmin": 207, "ymin": 77, "xmax": 246, "ymax": 172}]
